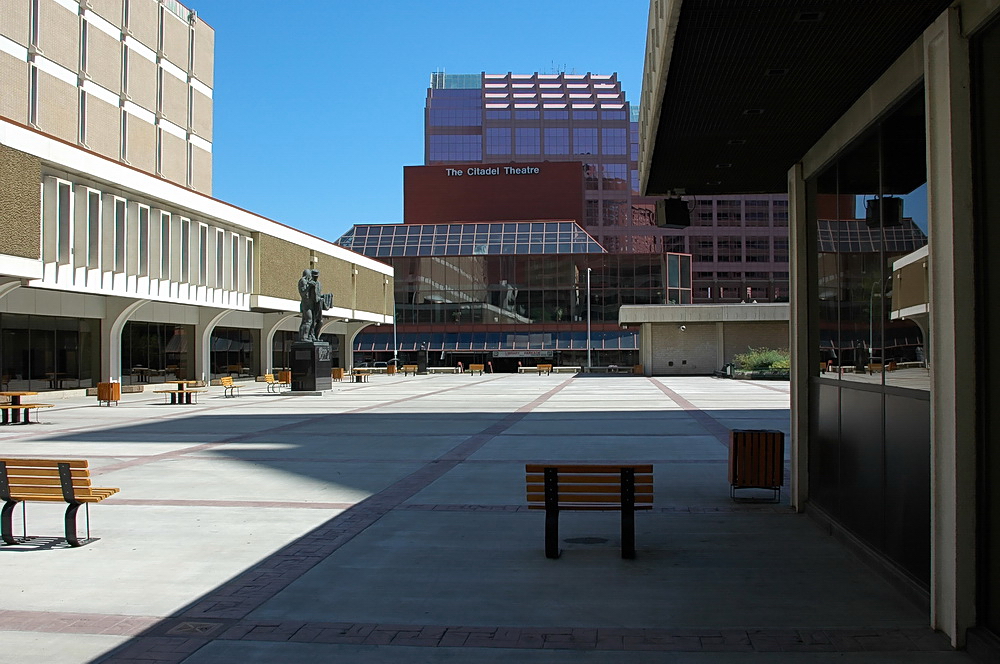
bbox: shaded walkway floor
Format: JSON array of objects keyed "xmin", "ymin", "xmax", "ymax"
[{"xmin": 0, "ymin": 375, "xmax": 973, "ymax": 663}]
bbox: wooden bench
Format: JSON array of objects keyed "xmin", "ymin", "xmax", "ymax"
[
  {"xmin": 263, "ymin": 373, "xmax": 289, "ymax": 393},
  {"xmin": 401, "ymin": 364, "xmax": 419, "ymax": 376},
  {"xmin": 537, "ymin": 363, "xmax": 553, "ymax": 375},
  {"xmin": 525, "ymin": 464, "xmax": 654, "ymax": 559},
  {"xmin": 0, "ymin": 403, "xmax": 54, "ymax": 425},
  {"xmin": 0, "ymin": 458, "xmax": 119, "ymax": 547},
  {"xmin": 468, "ymin": 363, "xmax": 485, "ymax": 375},
  {"xmin": 219, "ymin": 376, "xmax": 241, "ymax": 397},
  {"xmin": 350, "ymin": 369, "xmax": 371, "ymax": 383}
]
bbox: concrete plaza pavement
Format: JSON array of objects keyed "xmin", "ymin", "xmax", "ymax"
[{"xmin": 0, "ymin": 373, "xmax": 975, "ymax": 663}]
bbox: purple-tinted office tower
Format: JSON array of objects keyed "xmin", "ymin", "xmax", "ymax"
[{"xmin": 424, "ymin": 71, "xmax": 790, "ymax": 303}]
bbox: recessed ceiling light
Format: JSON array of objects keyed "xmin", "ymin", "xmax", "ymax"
[
  {"xmin": 743, "ymin": 108, "xmax": 765, "ymax": 115},
  {"xmin": 715, "ymin": 163, "xmax": 733, "ymax": 169}
]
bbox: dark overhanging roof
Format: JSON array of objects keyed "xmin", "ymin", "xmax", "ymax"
[{"xmin": 643, "ymin": 0, "xmax": 953, "ymax": 196}]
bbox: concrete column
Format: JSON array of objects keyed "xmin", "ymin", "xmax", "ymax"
[
  {"xmin": 924, "ymin": 7, "xmax": 977, "ymax": 648},
  {"xmin": 640, "ymin": 323, "xmax": 653, "ymax": 375},
  {"xmin": 195, "ymin": 308, "xmax": 230, "ymax": 382},
  {"xmin": 103, "ymin": 298, "xmax": 147, "ymax": 382},
  {"xmin": 716, "ymin": 322, "xmax": 726, "ymax": 370},
  {"xmin": 788, "ymin": 162, "xmax": 810, "ymax": 512}
]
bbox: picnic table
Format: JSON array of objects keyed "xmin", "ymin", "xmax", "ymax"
[
  {"xmin": 153, "ymin": 380, "xmax": 205, "ymax": 404},
  {"xmin": 0, "ymin": 391, "xmax": 52, "ymax": 424}
]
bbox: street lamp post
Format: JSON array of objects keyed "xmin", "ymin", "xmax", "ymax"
[{"xmin": 586, "ymin": 267, "xmax": 592, "ymax": 371}]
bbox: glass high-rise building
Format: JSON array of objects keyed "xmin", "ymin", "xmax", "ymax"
[{"xmin": 425, "ymin": 71, "xmax": 791, "ymax": 304}]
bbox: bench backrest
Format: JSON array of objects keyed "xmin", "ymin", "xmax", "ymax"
[
  {"xmin": 0, "ymin": 458, "xmax": 97, "ymax": 501},
  {"xmin": 403, "ymin": 365, "xmax": 418, "ymax": 372},
  {"xmin": 220, "ymin": 376, "xmax": 234, "ymax": 387},
  {"xmin": 537, "ymin": 364, "xmax": 553, "ymax": 372},
  {"xmin": 264, "ymin": 373, "xmax": 275, "ymax": 383},
  {"xmin": 525, "ymin": 464, "xmax": 654, "ymax": 508},
  {"xmin": 469, "ymin": 364, "xmax": 485, "ymax": 371}
]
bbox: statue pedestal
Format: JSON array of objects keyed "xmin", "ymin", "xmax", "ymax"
[{"xmin": 290, "ymin": 341, "xmax": 332, "ymax": 392}]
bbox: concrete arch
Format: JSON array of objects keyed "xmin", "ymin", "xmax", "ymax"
[
  {"xmin": 261, "ymin": 312, "xmax": 301, "ymax": 372},
  {"xmin": 104, "ymin": 298, "xmax": 147, "ymax": 382}
]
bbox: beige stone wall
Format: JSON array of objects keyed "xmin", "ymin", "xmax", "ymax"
[
  {"xmin": 160, "ymin": 72, "xmax": 187, "ymax": 126},
  {"xmin": 257, "ymin": 235, "xmax": 312, "ymax": 301},
  {"xmin": 723, "ymin": 322, "xmax": 790, "ymax": 359},
  {"xmin": 651, "ymin": 323, "xmax": 718, "ymax": 374},
  {"xmin": 39, "ymin": 0, "xmax": 80, "ymax": 72},
  {"xmin": 126, "ymin": 0, "xmax": 159, "ymax": 47},
  {"xmin": 90, "ymin": 0, "xmax": 124, "ymax": 26},
  {"xmin": 192, "ymin": 20, "xmax": 214, "ymax": 86},
  {"xmin": 0, "ymin": 145, "xmax": 42, "ymax": 259},
  {"xmin": 86, "ymin": 27, "xmax": 122, "ymax": 93},
  {"xmin": 190, "ymin": 88, "xmax": 212, "ymax": 139},
  {"xmin": 0, "ymin": 52, "xmax": 28, "ymax": 123},
  {"xmin": 125, "ymin": 114, "xmax": 155, "ymax": 171},
  {"xmin": 85, "ymin": 94, "xmax": 120, "ymax": 159},
  {"xmin": 0, "ymin": 1, "xmax": 31, "ymax": 46},
  {"xmin": 160, "ymin": 11, "xmax": 189, "ymax": 69},
  {"xmin": 36, "ymin": 70, "xmax": 78, "ymax": 143},
  {"xmin": 158, "ymin": 129, "xmax": 186, "ymax": 184},
  {"xmin": 190, "ymin": 144, "xmax": 211, "ymax": 193},
  {"xmin": 355, "ymin": 267, "xmax": 388, "ymax": 314},
  {"xmin": 126, "ymin": 51, "xmax": 157, "ymax": 111},
  {"xmin": 314, "ymin": 255, "xmax": 354, "ymax": 308}
]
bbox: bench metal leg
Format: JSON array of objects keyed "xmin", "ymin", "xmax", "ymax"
[
  {"xmin": 621, "ymin": 468, "xmax": 636, "ymax": 559},
  {"xmin": 544, "ymin": 467, "xmax": 561, "ymax": 558},
  {"xmin": 2, "ymin": 500, "xmax": 20, "ymax": 545},
  {"xmin": 621, "ymin": 507, "xmax": 636, "ymax": 559},
  {"xmin": 544, "ymin": 507, "xmax": 561, "ymax": 559},
  {"xmin": 64, "ymin": 502, "xmax": 94, "ymax": 547}
]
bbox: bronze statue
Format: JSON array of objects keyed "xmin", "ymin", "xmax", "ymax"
[{"xmin": 298, "ymin": 269, "xmax": 330, "ymax": 341}]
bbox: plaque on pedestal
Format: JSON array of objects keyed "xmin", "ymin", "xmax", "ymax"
[{"xmin": 290, "ymin": 341, "xmax": 332, "ymax": 392}]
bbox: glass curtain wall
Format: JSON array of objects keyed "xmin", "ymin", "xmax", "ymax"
[
  {"xmin": 121, "ymin": 322, "xmax": 194, "ymax": 383},
  {"xmin": 394, "ymin": 253, "xmax": 690, "ymax": 327},
  {"xmin": 210, "ymin": 327, "xmax": 258, "ymax": 378},
  {"xmin": 808, "ymin": 87, "xmax": 931, "ymax": 587},
  {"xmin": 0, "ymin": 314, "xmax": 100, "ymax": 391}
]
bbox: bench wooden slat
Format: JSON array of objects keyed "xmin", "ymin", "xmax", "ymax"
[
  {"xmin": 527, "ymin": 492, "xmax": 654, "ymax": 503},
  {"xmin": 526, "ymin": 473, "xmax": 653, "ymax": 484},
  {"xmin": 0, "ymin": 458, "xmax": 88, "ymax": 469},
  {"xmin": 527, "ymin": 504, "xmax": 655, "ymax": 511},
  {"xmin": 525, "ymin": 464, "xmax": 653, "ymax": 474},
  {"xmin": 4, "ymin": 467, "xmax": 91, "ymax": 478},
  {"xmin": 7, "ymin": 476, "xmax": 94, "ymax": 487}
]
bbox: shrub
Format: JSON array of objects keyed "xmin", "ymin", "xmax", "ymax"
[{"xmin": 733, "ymin": 347, "xmax": 790, "ymax": 370}]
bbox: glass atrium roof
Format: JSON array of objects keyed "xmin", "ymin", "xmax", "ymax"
[{"xmin": 337, "ymin": 221, "xmax": 606, "ymax": 258}]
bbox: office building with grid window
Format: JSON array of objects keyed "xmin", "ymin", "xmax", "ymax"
[{"xmin": 424, "ymin": 71, "xmax": 792, "ymax": 304}]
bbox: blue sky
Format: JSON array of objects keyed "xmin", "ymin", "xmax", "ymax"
[{"xmin": 207, "ymin": 1, "xmax": 652, "ymax": 243}]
